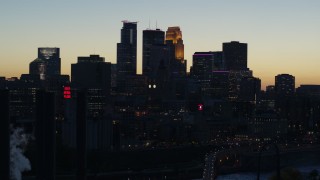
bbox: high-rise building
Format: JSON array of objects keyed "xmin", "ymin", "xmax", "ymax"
[
  {"xmin": 192, "ymin": 51, "xmax": 224, "ymax": 80},
  {"xmin": 228, "ymin": 70, "xmax": 253, "ymax": 101},
  {"xmin": 70, "ymin": 55, "xmax": 112, "ymax": 150},
  {"xmin": 71, "ymin": 55, "xmax": 111, "ymax": 91},
  {"xmin": 165, "ymin": 26, "xmax": 187, "ymax": 78},
  {"xmin": 117, "ymin": 21, "xmax": 137, "ymax": 77},
  {"xmin": 71, "ymin": 54, "xmax": 111, "ymax": 118},
  {"xmin": 38, "ymin": 47, "xmax": 61, "ymax": 75},
  {"xmin": 239, "ymin": 77, "xmax": 261, "ymax": 102},
  {"xmin": 117, "ymin": 21, "xmax": 138, "ymax": 93},
  {"xmin": 29, "ymin": 58, "xmax": 47, "ymax": 80},
  {"xmin": 223, "ymin": 41, "xmax": 247, "ymax": 70},
  {"xmin": 192, "ymin": 52, "xmax": 214, "ymax": 80},
  {"xmin": 142, "ymin": 29, "xmax": 165, "ymax": 77},
  {"xmin": 275, "ymin": 74, "xmax": 295, "ymax": 97},
  {"xmin": 29, "ymin": 47, "xmax": 61, "ymax": 80},
  {"xmin": 165, "ymin": 27, "xmax": 184, "ymax": 61}
]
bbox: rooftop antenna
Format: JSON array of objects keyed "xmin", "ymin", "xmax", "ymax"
[
  {"xmin": 148, "ymin": 19, "xmax": 151, "ymax": 29},
  {"xmin": 156, "ymin": 20, "xmax": 158, "ymax": 29}
]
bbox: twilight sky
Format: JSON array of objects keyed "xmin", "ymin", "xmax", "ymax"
[{"xmin": 1, "ymin": 0, "xmax": 319, "ymax": 89}]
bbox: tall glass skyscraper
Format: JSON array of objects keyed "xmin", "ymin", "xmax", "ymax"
[
  {"xmin": 116, "ymin": 21, "xmax": 137, "ymax": 93},
  {"xmin": 117, "ymin": 21, "xmax": 137, "ymax": 77}
]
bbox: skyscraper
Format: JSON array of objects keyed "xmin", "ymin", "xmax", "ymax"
[
  {"xmin": 165, "ymin": 26, "xmax": 186, "ymax": 77},
  {"xmin": 71, "ymin": 55, "xmax": 112, "ymax": 150},
  {"xmin": 223, "ymin": 41, "xmax": 247, "ymax": 70},
  {"xmin": 38, "ymin": 47, "xmax": 61, "ymax": 75},
  {"xmin": 117, "ymin": 21, "xmax": 137, "ymax": 77},
  {"xmin": 142, "ymin": 29, "xmax": 165, "ymax": 77},
  {"xmin": 117, "ymin": 21, "xmax": 137, "ymax": 93},
  {"xmin": 29, "ymin": 58, "xmax": 47, "ymax": 80},
  {"xmin": 71, "ymin": 55, "xmax": 111, "ymax": 90},
  {"xmin": 165, "ymin": 27, "xmax": 184, "ymax": 61},
  {"xmin": 28, "ymin": 47, "xmax": 61, "ymax": 80},
  {"xmin": 192, "ymin": 51, "xmax": 224, "ymax": 80},
  {"xmin": 275, "ymin": 74, "xmax": 295, "ymax": 97}
]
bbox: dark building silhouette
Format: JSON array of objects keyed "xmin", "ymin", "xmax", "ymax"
[
  {"xmin": 72, "ymin": 55, "xmax": 111, "ymax": 90},
  {"xmin": 297, "ymin": 85, "xmax": 320, "ymax": 98},
  {"xmin": 71, "ymin": 55, "xmax": 112, "ymax": 150},
  {"xmin": 71, "ymin": 54, "xmax": 111, "ymax": 119},
  {"xmin": 38, "ymin": 47, "xmax": 61, "ymax": 76},
  {"xmin": 29, "ymin": 58, "xmax": 47, "ymax": 80},
  {"xmin": 223, "ymin": 41, "xmax": 247, "ymax": 70},
  {"xmin": 275, "ymin": 74, "xmax": 295, "ymax": 97},
  {"xmin": 0, "ymin": 90, "xmax": 10, "ymax": 180},
  {"xmin": 239, "ymin": 77, "xmax": 261, "ymax": 102},
  {"xmin": 228, "ymin": 70, "xmax": 253, "ymax": 101},
  {"xmin": 192, "ymin": 52, "xmax": 224, "ymax": 79},
  {"xmin": 2, "ymin": 77, "xmax": 40, "ymax": 124},
  {"xmin": 76, "ymin": 92, "xmax": 87, "ymax": 180},
  {"xmin": 192, "ymin": 52, "xmax": 214, "ymax": 80},
  {"xmin": 212, "ymin": 71, "xmax": 229, "ymax": 99},
  {"xmin": 249, "ymin": 111, "xmax": 287, "ymax": 137},
  {"xmin": 36, "ymin": 91, "xmax": 56, "ymax": 180},
  {"xmin": 192, "ymin": 52, "xmax": 214, "ymax": 96},
  {"xmin": 117, "ymin": 21, "xmax": 137, "ymax": 92},
  {"xmin": 142, "ymin": 29, "xmax": 165, "ymax": 77}
]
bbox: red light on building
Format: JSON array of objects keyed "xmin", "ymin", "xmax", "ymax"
[
  {"xmin": 63, "ymin": 86, "xmax": 71, "ymax": 99},
  {"xmin": 198, "ymin": 104, "xmax": 203, "ymax": 111}
]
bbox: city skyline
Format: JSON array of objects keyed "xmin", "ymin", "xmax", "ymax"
[{"xmin": 1, "ymin": 0, "xmax": 320, "ymax": 89}]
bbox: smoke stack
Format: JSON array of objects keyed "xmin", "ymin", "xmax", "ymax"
[
  {"xmin": 0, "ymin": 90, "xmax": 10, "ymax": 180},
  {"xmin": 76, "ymin": 91, "xmax": 87, "ymax": 180},
  {"xmin": 36, "ymin": 90, "xmax": 56, "ymax": 180}
]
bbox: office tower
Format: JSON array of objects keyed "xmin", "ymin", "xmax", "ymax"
[
  {"xmin": 239, "ymin": 77, "xmax": 261, "ymax": 102},
  {"xmin": 192, "ymin": 52, "xmax": 214, "ymax": 80},
  {"xmin": 38, "ymin": 47, "xmax": 61, "ymax": 75},
  {"xmin": 166, "ymin": 26, "xmax": 187, "ymax": 77},
  {"xmin": 71, "ymin": 55, "xmax": 112, "ymax": 150},
  {"xmin": 117, "ymin": 21, "xmax": 137, "ymax": 93},
  {"xmin": 72, "ymin": 55, "xmax": 111, "ymax": 90},
  {"xmin": 165, "ymin": 26, "xmax": 184, "ymax": 61},
  {"xmin": 72, "ymin": 54, "xmax": 111, "ymax": 117},
  {"xmin": 297, "ymin": 85, "xmax": 320, "ymax": 98},
  {"xmin": 29, "ymin": 47, "xmax": 61, "ymax": 80},
  {"xmin": 117, "ymin": 21, "xmax": 137, "ymax": 77},
  {"xmin": 142, "ymin": 29, "xmax": 165, "ymax": 77},
  {"xmin": 260, "ymin": 85, "xmax": 276, "ymax": 109},
  {"xmin": 223, "ymin": 41, "xmax": 247, "ymax": 70},
  {"xmin": 275, "ymin": 74, "xmax": 295, "ymax": 97},
  {"xmin": 29, "ymin": 58, "xmax": 47, "ymax": 80},
  {"xmin": 192, "ymin": 52, "xmax": 214, "ymax": 96},
  {"xmin": 191, "ymin": 51, "xmax": 228, "ymax": 98},
  {"xmin": 192, "ymin": 51, "xmax": 224, "ymax": 79},
  {"xmin": 228, "ymin": 70, "xmax": 253, "ymax": 101}
]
